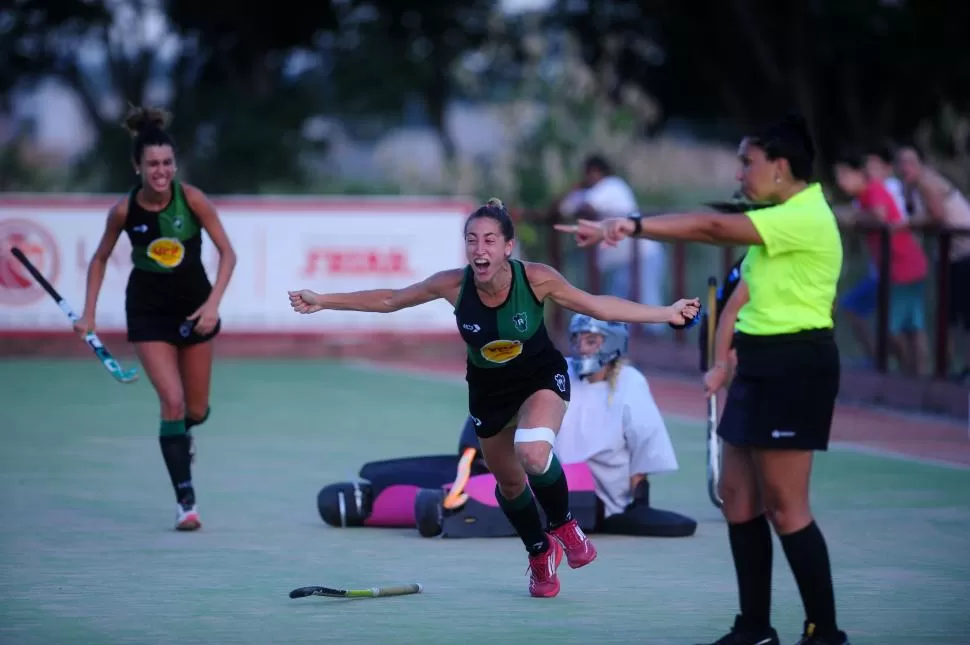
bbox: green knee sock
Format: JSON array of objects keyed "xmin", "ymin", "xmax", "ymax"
[
  {"xmin": 495, "ymin": 486, "xmax": 548, "ymax": 554},
  {"xmin": 528, "ymin": 453, "xmax": 571, "ymax": 528},
  {"xmin": 158, "ymin": 419, "xmax": 195, "ymax": 506}
]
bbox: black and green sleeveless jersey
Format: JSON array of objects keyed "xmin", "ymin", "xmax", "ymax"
[
  {"xmin": 124, "ymin": 181, "xmax": 204, "ymax": 274},
  {"xmin": 455, "ymin": 260, "xmax": 564, "ymax": 379}
]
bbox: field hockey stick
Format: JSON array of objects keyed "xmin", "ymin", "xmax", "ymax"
[
  {"xmin": 705, "ymin": 276, "xmax": 723, "ymax": 509},
  {"xmin": 442, "ymin": 446, "xmax": 477, "ymax": 510},
  {"xmin": 10, "ymin": 246, "xmax": 138, "ymax": 384},
  {"xmin": 289, "ymin": 583, "xmax": 423, "ymax": 599}
]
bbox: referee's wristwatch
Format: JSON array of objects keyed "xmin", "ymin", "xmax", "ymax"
[{"xmin": 626, "ymin": 211, "xmax": 643, "ymax": 237}]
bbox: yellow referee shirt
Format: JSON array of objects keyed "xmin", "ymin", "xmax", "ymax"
[{"xmin": 737, "ymin": 183, "xmax": 843, "ymax": 336}]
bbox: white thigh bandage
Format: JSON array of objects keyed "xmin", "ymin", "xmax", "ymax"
[{"xmin": 514, "ymin": 426, "xmax": 557, "ymax": 473}]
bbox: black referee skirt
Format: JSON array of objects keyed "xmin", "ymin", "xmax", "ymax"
[{"xmin": 718, "ymin": 328, "xmax": 840, "ymax": 451}]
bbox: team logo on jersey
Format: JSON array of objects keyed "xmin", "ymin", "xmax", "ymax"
[
  {"xmin": 512, "ymin": 312, "xmax": 528, "ymax": 333},
  {"xmin": 172, "ymin": 215, "xmax": 184, "ymax": 231},
  {"xmin": 147, "ymin": 237, "xmax": 185, "ymax": 268},
  {"xmin": 480, "ymin": 339, "xmax": 523, "ymax": 364},
  {"xmin": 554, "ymin": 373, "xmax": 566, "ymax": 392}
]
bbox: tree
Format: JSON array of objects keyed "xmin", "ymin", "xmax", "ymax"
[
  {"xmin": 2, "ymin": 0, "xmax": 341, "ymax": 192},
  {"xmin": 321, "ymin": 0, "xmax": 496, "ymax": 160},
  {"xmin": 550, "ymin": 0, "xmax": 970, "ymax": 173},
  {"xmin": 0, "ymin": 0, "xmax": 112, "ymax": 111},
  {"xmin": 163, "ymin": 0, "xmax": 339, "ymax": 192}
]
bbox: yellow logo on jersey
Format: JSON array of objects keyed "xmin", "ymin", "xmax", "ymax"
[
  {"xmin": 480, "ymin": 339, "xmax": 523, "ymax": 364},
  {"xmin": 147, "ymin": 238, "xmax": 185, "ymax": 268}
]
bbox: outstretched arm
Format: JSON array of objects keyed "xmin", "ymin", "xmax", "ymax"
[
  {"xmin": 289, "ymin": 269, "xmax": 465, "ymax": 314},
  {"xmin": 633, "ymin": 212, "xmax": 764, "ymax": 245},
  {"xmin": 525, "ymin": 262, "xmax": 699, "ymax": 325},
  {"xmin": 556, "ymin": 212, "xmax": 764, "ymax": 248}
]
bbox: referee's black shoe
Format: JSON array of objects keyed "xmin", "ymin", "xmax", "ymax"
[
  {"xmin": 793, "ymin": 622, "xmax": 849, "ymax": 645},
  {"xmin": 698, "ymin": 615, "xmax": 780, "ymax": 645}
]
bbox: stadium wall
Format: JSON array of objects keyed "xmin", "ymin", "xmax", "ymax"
[{"xmin": 0, "ymin": 194, "xmax": 475, "ymax": 362}]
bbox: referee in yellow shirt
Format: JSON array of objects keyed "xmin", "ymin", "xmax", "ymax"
[{"xmin": 557, "ymin": 115, "xmax": 848, "ymax": 645}]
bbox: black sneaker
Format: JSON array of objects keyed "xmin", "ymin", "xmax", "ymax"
[
  {"xmin": 697, "ymin": 615, "xmax": 780, "ymax": 645},
  {"xmin": 793, "ymin": 622, "xmax": 849, "ymax": 645}
]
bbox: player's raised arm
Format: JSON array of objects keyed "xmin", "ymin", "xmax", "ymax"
[
  {"xmin": 525, "ymin": 262, "xmax": 700, "ymax": 326},
  {"xmin": 288, "ymin": 269, "xmax": 465, "ymax": 315}
]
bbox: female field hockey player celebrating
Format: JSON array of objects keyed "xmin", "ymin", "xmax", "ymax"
[
  {"xmin": 289, "ymin": 198, "xmax": 699, "ymax": 598},
  {"xmin": 557, "ymin": 116, "xmax": 849, "ymax": 644},
  {"xmin": 74, "ymin": 105, "xmax": 237, "ymax": 532}
]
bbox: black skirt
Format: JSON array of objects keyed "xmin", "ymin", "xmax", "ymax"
[
  {"xmin": 466, "ymin": 350, "xmax": 570, "ymax": 440},
  {"xmin": 717, "ymin": 329, "xmax": 840, "ymax": 451},
  {"xmin": 125, "ymin": 267, "xmax": 221, "ymax": 346}
]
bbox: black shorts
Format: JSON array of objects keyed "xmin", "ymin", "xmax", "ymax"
[
  {"xmin": 948, "ymin": 256, "xmax": 970, "ymax": 330},
  {"xmin": 466, "ymin": 353, "xmax": 570, "ymax": 439},
  {"xmin": 718, "ymin": 329, "xmax": 840, "ymax": 451},
  {"xmin": 125, "ymin": 268, "xmax": 221, "ymax": 346}
]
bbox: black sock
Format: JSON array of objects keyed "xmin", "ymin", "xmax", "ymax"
[
  {"xmin": 495, "ymin": 486, "xmax": 549, "ymax": 555},
  {"xmin": 159, "ymin": 419, "xmax": 195, "ymax": 506},
  {"xmin": 728, "ymin": 515, "xmax": 774, "ymax": 632},
  {"xmin": 780, "ymin": 521, "xmax": 838, "ymax": 636},
  {"xmin": 527, "ymin": 454, "xmax": 572, "ymax": 528}
]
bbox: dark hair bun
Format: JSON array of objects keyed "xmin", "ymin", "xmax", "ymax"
[
  {"xmin": 122, "ymin": 104, "xmax": 171, "ymax": 138},
  {"xmin": 485, "ymin": 197, "xmax": 505, "ymax": 209},
  {"xmin": 780, "ymin": 114, "xmax": 815, "ymax": 162}
]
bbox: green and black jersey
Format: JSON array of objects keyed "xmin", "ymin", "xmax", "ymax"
[
  {"xmin": 124, "ymin": 180, "xmax": 205, "ymax": 275},
  {"xmin": 455, "ymin": 260, "xmax": 564, "ymax": 382},
  {"xmin": 123, "ymin": 181, "xmax": 214, "ymax": 323}
]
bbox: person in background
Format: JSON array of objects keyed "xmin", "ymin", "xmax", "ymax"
[
  {"xmin": 559, "ymin": 155, "xmax": 667, "ymax": 333},
  {"xmin": 835, "ymin": 152, "xmax": 930, "ymax": 375},
  {"xmin": 837, "ymin": 141, "xmax": 912, "ymax": 367},
  {"xmin": 865, "ymin": 142, "xmax": 909, "ymax": 218},
  {"xmin": 897, "ymin": 145, "xmax": 970, "ymax": 381},
  {"xmin": 555, "ymin": 314, "xmax": 679, "ymax": 523}
]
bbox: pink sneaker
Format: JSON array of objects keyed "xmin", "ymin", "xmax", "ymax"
[
  {"xmin": 527, "ymin": 536, "xmax": 564, "ymax": 598},
  {"xmin": 549, "ymin": 519, "xmax": 597, "ymax": 569},
  {"xmin": 175, "ymin": 504, "xmax": 202, "ymax": 531}
]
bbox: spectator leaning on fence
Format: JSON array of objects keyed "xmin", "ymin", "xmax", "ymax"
[
  {"xmin": 835, "ymin": 140, "xmax": 914, "ymax": 368},
  {"xmin": 896, "ymin": 145, "xmax": 970, "ymax": 380},
  {"xmin": 865, "ymin": 142, "xmax": 909, "ymax": 218},
  {"xmin": 835, "ymin": 151, "xmax": 930, "ymax": 376}
]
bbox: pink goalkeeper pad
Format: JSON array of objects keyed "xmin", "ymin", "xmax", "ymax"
[
  {"xmin": 362, "ymin": 485, "xmax": 421, "ymax": 527},
  {"xmin": 458, "ymin": 461, "xmax": 596, "ymax": 507}
]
